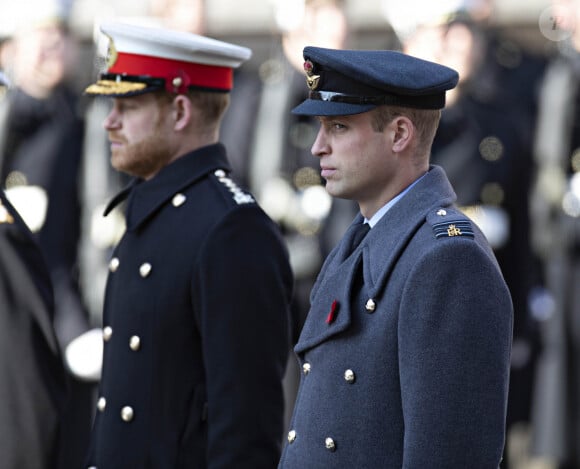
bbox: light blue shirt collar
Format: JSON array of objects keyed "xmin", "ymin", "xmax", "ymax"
[{"xmin": 365, "ymin": 173, "xmax": 427, "ymax": 228}]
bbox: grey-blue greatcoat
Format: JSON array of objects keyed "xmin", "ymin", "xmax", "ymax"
[
  {"xmin": 279, "ymin": 165, "xmax": 513, "ymax": 468},
  {"xmin": 85, "ymin": 143, "xmax": 293, "ymax": 468}
]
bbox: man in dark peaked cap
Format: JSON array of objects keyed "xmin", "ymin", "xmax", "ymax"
[
  {"xmin": 278, "ymin": 47, "xmax": 513, "ymax": 468},
  {"xmin": 83, "ymin": 22, "xmax": 293, "ymax": 468}
]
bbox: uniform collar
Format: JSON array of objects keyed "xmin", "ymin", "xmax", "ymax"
[
  {"xmin": 298, "ymin": 165, "xmax": 457, "ymax": 354},
  {"xmin": 314, "ymin": 165, "xmax": 456, "ymax": 298},
  {"xmin": 365, "ymin": 172, "xmax": 427, "ymax": 228},
  {"xmin": 104, "ymin": 143, "xmax": 232, "ymax": 231},
  {"xmin": 361, "ymin": 165, "xmax": 456, "ymax": 293}
]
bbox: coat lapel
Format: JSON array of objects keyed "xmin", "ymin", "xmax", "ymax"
[
  {"xmin": 362, "ymin": 166, "xmax": 456, "ymax": 297},
  {"xmin": 295, "ymin": 252, "xmax": 361, "ymax": 354},
  {"xmin": 295, "ymin": 166, "xmax": 457, "ymax": 354}
]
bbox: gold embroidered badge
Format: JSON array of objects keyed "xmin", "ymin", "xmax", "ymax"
[
  {"xmin": 105, "ymin": 34, "xmax": 118, "ymax": 69},
  {"xmin": 447, "ymin": 224, "xmax": 462, "ymax": 237},
  {"xmin": 304, "ymin": 60, "xmax": 320, "ymax": 90}
]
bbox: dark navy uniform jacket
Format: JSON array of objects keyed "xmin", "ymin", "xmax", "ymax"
[
  {"xmin": 279, "ymin": 166, "xmax": 513, "ymax": 468},
  {"xmin": 86, "ymin": 144, "xmax": 293, "ymax": 468}
]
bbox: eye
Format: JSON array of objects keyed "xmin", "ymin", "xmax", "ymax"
[
  {"xmin": 330, "ymin": 121, "xmax": 347, "ymax": 132},
  {"xmin": 115, "ymin": 99, "xmax": 138, "ymax": 114},
  {"xmin": 318, "ymin": 118, "xmax": 347, "ymax": 133}
]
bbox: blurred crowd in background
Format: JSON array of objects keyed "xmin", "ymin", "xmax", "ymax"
[{"xmin": 1, "ymin": 0, "xmax": 580, "ymax": 468}]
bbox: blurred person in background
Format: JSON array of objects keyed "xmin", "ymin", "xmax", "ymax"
[
  {"xmin": 0, "ymin": 2, "xmax": 94, "ymax": 467},
  {"xmin": 236, "ymin": 0, "xmax": 353, "ymax": 333},
  {"xmin": 220, "ymin": 0, "xmax": 359, "ymax": 430},
  {"xmin": 528, "ymin": 0, "xmax": 580, "ymax": 467},
  {"xmin": 0, "ymin": 181, "xmax": 67, "ymax": 466},
  {"xmin": 382, "ymin": 2, "xmax": 547, "ymax": 467}
]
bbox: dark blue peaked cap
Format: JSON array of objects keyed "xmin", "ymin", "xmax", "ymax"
[{"xmin": 292, "ymin": 46, "xmax": 459, "ymax": 116}]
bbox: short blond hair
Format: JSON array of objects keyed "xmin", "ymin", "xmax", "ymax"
[{"xmin": 186, "ymin": 90, "xmax": 230, "ymax": 125}]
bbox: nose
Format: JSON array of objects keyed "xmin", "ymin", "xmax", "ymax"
[
  {"xmin": 311, "ymin": 126, "xmax": 329, "ymax": 158},
  {"xmin": 103, "ymin": 106, "xmax": 120, "ymax": 131}
]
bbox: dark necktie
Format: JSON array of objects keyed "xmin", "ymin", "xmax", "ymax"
[{"xmin": 348, "ymin": 222, "xmax": 370, "ymax": 255}]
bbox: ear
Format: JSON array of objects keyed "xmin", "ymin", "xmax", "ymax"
[
  {"xmin": 390, "ymin": 116, "xmax": 414, "ymax": 153},
  {"xmin": 171, "ymin": 94, "xmax": 192, "ymax": 131}
]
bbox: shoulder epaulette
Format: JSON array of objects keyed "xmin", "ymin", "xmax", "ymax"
[
  {"xmin": 213, "ymin": 169, "xmax": 255, "ymax": 205},
  {"xmin": 428, "ymin": 207, "xmax": 474, "ymax": 239}
]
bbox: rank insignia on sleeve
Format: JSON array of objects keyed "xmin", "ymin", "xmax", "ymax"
[{"xmin": 432, "ymin": 220, "xmax": 474, "ymax": 239}]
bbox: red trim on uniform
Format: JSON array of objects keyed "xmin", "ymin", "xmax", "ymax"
[{"xmin": 109, "ymin": 52, "xmax": 233, "ymax": 92}]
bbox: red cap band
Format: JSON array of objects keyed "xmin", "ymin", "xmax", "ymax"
[{"xmin": 109, "ymin": 52, "xmax": 234, "ymax": 92}]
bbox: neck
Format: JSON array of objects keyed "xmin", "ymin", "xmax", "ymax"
[{"xmin": 359, "ymin": 164, "xmax": 427, "ymax": 219}]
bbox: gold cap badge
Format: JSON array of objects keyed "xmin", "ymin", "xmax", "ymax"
[
  {"xmin": 304, "ymin": 60, "xmax": 320, "ymax": 90},
  {"xmin": 105, "ymin": 34, "xmax": 118, "ymax": 69}
]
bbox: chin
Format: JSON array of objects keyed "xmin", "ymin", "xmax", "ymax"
[{"xmin": 324, "ymin": 183, "xmax": 343, "ymax": 198}]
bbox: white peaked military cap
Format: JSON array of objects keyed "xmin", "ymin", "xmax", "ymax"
[{"xmin": 84, "ymin": 21, "xmax": 252, "ymax": 97}]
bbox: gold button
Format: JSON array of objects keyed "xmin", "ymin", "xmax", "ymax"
[
  {"xmin": 109, "ymin": 257, "xmax": 120, "ymax": 272},
  {"xmin": 103, "ymin": 326, "xmax": 113, "ymax": 342},
  {"xmin": 172, "ymin": 76, "xmax": 183, "ymax": 88},
  {"xmin": 325, "ymin": 437, "xmax": 336, "ymax": 451},
  {"xmin": 437, "ymin": 209, "xmax": 447, "ymax": 216},
  {"xmin": 344, "ymin": 369, "xmax": 355, "ymax": 383},
  {"xmin": 129, "ymin": 335, "xmax": 141, "ymax": 351},
  {"xmin": 172, "ymin": 193, "xmax": 186, "ymax": 207},
  {"xmin": 139, "ymin": 262, "xmax": 152, "ymax": 278},
  {"xmin": 121, "ymin": 406, "xmax": 134, "ymax": 422},
  {"xmin": 365, "ymin": 298, "xmax": 376, "ymax": 312},
  {"xmin": 97, "ymin": 397, "xmax": 106, "ymax": 412},
  {"xmin": 302, "ymin": 363, "xmax": 311, "ymax": 375},
  {"xmin": 288, "ymin": 430, "xmax": 297, "ymax": 443}
]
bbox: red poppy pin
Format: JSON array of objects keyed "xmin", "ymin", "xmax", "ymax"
[{"xmin": 326, "ymin": 300, "xmax": 339, "ymax": 324}]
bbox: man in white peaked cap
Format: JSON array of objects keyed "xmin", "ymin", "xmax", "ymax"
[{"xmin": 83, "ymin": 22, "xmax": 293, "ymax": 468}]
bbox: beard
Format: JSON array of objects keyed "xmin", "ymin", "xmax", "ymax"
[{"xmin": 110, "ymin": 125, "xmax": 173, "ymax": 180}]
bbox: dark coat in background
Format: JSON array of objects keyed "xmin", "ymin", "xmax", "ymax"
[
  {"xmin": 0, "ymin": 85, "xmax": 93, "ymax": 469},
  {"xmin": 0, "ymin": 190, "xmax": 67, "ymax": 469},
  {"xmin": 279, "ymin": 166, "xmax": 513, "ymax": 468},
  {"xmin": 0, "ymin": 86, "xmax": 88, "ymax": 346},
  {"xmin": 86, "ymin": 143, "xmax": 293, "ymax": 468}
]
